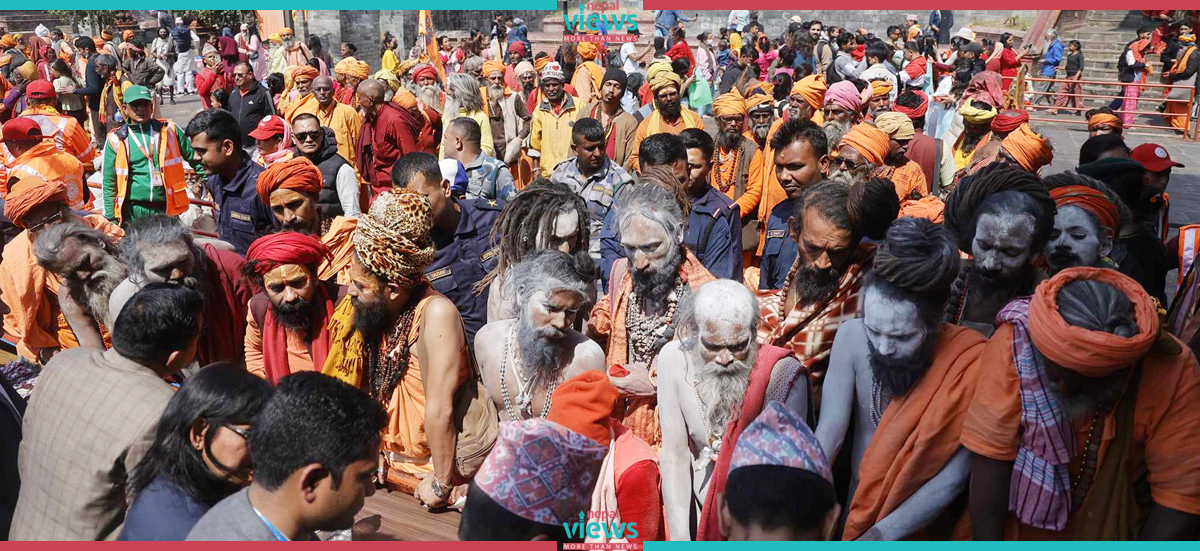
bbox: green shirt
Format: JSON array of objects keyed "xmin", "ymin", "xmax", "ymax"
[{"xmin": 102, "ymin": 121, "xmax": 203, "ymax": 221}]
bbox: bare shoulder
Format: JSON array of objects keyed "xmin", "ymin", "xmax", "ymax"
[
  {"xmin": 568, "ymin": 330, "xmax": 605, "ymax": 368},
  {"xmin": 423, "ymin": 295, "xmax": 464, "ymax": 326},
  {"xmin": 656, "ymin": 340, "xmax": 687, "ymax": 386},
  {"xmin": 475, "ymin": 320, "xmax": 515, "ymax": 364}
]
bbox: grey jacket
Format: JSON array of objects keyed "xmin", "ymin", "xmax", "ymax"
[{"xmin": 186, "ymin": 488, "xmax": 300, "ymax": 541}]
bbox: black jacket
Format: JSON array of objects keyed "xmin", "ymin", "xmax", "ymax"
[
  {"xmin": 301, "ymin": 127, "xmax": 351, "ymax": 219},
  {"xmin": 229, "ymin": 84, "xmax": 275, "ymax": 144}
]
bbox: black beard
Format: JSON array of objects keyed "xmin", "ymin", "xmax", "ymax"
[
  {"xmin": 867, "ymin": 333, "xmax": 937, "ymax": 398},
  {"xmin": 272, "ymin": 299, "xmax": 312, "ymax": 330},
  {"xmin": 281, "ymin": 216, "xmax": 319, "ymax": 235},
  {"xmin": 1043, "ymin": 357, "xmax": 1131, "ymax": 421},
  {"xmin": 659, "ymin": 99, "xmax": 682, "ymax": 120},
  {"xmin": 793, "ymin": 261, "xmax": 843, "ymax": 305},
  {"xmin": 968, "ymin": 265, "xmax": 1027, "ymax": 298},
  {"xmin": 717, "ymin": 130, "xmax": 742, "ymax": 152},
  {"xmin": 631, "ymin": 247, "xmax": 684, "ymax": 315},
  {"xmin": 516, "ymin": 315, "xmax": 566, "ymax": 395},
  {"xmin": 522, "ymin": 81, "xmax": 535, "ymax": 94},
  {"xmin": 351, "ymin": 296, "xmax": 392, "ymax": 343},
  {"xmin": 1046, "ymin": 251, "xmax": 1084, "ymax": 275}
]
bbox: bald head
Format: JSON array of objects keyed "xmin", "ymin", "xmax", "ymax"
[
  {"xmin": 356, "ymin": 79, "xmax": 388, "ymax": 116},
  {"xmin": 688, "ymin": 279, "xmax": 759, "ymax": 333},
  {"xmin": 312, "ymin": 75, "xmax": 335, "ymax": 106}
]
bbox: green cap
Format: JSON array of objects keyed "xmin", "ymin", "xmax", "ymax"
[{"xmin": 123, "ymin": 85, "xmax": 152, "ymax": 104}]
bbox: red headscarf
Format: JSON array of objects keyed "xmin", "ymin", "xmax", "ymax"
[
  {"xmin": 894, "ymin": 90, "xmax": 929, "ymax": 119},
  {"xmin": 990, "ymin": 109, "xmax": 1029, "ymax": 134},
  {"xmin": 246, "ymin": 232, "xmax": 335, "ymax": 384},
  {"xmin": 963, "ymin": 70, "xmax": 1005, "ymax": 109}
]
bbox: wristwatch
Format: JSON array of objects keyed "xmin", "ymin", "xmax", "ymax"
[{"xmin": 431, "ymin": 476, "xmax": 452, "ymax": 500}]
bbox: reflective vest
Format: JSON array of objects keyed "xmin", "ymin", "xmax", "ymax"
[
  {"xmin": 19, "ymin": 105, "xmax": 98, "ymax": 165},
  {"xmin": 4, "ymin": 140, "xmax": 87, "ymax": 209},
  {"xmin": 107, "ymin": 119, "xmax": 189, "ymax": 225}
]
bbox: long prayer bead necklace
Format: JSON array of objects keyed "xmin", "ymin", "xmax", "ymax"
[
  {"xmin": 712, "ymin": 146, "xmax": 742, "ymax": 194},
  {"xmin": 498, "ymin": 323, "xmax": 558, "ymax": 420},
  {"xmin": 626, "ymin": 278, "xmax": 688, "ymax": 363}
]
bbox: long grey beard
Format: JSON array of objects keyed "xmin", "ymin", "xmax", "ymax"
[
  {"xmin": 487, "ymin": 83, "xmax": 506, "ymax": 103},
  {"xmin": 418, "ymin": 85, "xmax": 441, "ymax": 112},
  {"xmin": 692, "ymin": 342, "xmax": 757, "ymax": 435},
  {"xmin": 752, "ymin": 122, "xmax": 771, "ymax": 142},
  {"xmin": 75, "ymin": 256, "xmax": 127, "ymax": 327},
  {"xmin": 824, "ymin": 121, "xmax": 850, "ymax": 150},
  {"xmin": 516, "ymin": 315, "xmax": 567, "ymax": 397}
]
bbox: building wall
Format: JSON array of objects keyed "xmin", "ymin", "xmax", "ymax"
[{"xmin": 692, "ymin": 10, "xmax": 1038, "ymax": 38}]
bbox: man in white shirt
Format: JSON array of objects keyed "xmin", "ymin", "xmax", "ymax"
[
  {"xmin": 859, "ymin": 43, "xmax": 898, "ymax": 101},
  {"xmin": 727, "ymin": 10, "xmax": 750, "ymax": 31}
]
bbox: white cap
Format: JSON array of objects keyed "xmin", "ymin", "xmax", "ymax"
[{"xmin": 953, "ymin": 28, "xmax": 975, "ymax": 41}]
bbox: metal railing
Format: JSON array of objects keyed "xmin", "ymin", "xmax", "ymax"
[{"xmin": 1014, "ymin": 70, "xmax": 1200, "ymax": 141}]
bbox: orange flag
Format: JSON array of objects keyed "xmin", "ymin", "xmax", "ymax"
[{"xmin": 419, "ymin": 10, "xmax": 446, "ymax": 82}]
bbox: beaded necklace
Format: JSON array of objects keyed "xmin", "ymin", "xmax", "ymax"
[
  {"xmin": 626, "ymin": 278, "xmax": 688, "ymax": 363},
  {"xmin": 366, "ymin": 287, "xmax": 426, "ymax": 404},
  {"xmin": 712, "ymin": 145, "xmax": 742, "ymax": 194},
  {"xmin": 870, "ymin": 378, "xmax": 890, "ymax": 427},
  {"xmin": 498, "ymin": 323, "xmax": 560, "ymax": 420},
  {"xmin": 588, "ymin": 102, "xmax": 617, "ymax": 141}
]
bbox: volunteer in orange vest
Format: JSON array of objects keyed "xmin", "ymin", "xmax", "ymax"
[
  {"xmin": 101, "ymin": 85, "xmax": 203, "ymax": 226},
  {"xmin": 2, "ymin": 117, "xmax": 88, "ymax": 210},
  {"xmin": 14, "ymin": 80, "xmax": 97, "ymax": 168}
]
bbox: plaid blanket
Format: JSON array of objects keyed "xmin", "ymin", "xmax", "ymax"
[{"xmin": 996, "ymin": 297, "xmax": 1074, "ymax": 531}]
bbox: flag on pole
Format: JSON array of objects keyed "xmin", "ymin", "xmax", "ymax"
[{"xmin": 418, "ymin": 10, "xmax": 446, "ymax": 82}]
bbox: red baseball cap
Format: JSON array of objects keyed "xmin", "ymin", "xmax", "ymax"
[
  {"xmin": 248, "ymin": 115, "xmax": 286, "ymax": 140},
  {"xmin": 1131, "ymin": 143, "xmax": 1185, "ymax": 172},
  {"xmin": 25, "ymin": 80, "xmax": 55, "ymax": 100},
  {"xmin": 2, "ymin": 118, "xmax": 43, "ymax": 142}
]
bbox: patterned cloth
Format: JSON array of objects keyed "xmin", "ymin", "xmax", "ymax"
[
  {"xmin": 731, "ymin": 401, "xmax": 833, "ymax": 484},
  {"xmin": 352, "ymin": 189, "xmax": 435, "ymax": 288},
  {"xmin": 550, "ymin": 156, "xmax": 634, "ymax": 261},
  {"xmin": 473, "ymin": 418, "xmax": 607, "ymax": 526},
  {"xmin": 755, "ymin": 244, "xmax": 874, "ymax": 397},
  {"xmin": 463, "ymin": 151, "xmax": 516, "ymax": 202},
  {"xmin": 996, "ymin": 297, "xmax": 1074, "ymax": 531}
]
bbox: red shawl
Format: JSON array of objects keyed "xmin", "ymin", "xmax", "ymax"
[
  {"xmin": 696, "ymin": 344, "xmax": 796, "ymax": 541},
  {"xmin": 199, "ymin": 244, "xmax": 254, "ymax": 366},
  {"xmin": 262, "ymin": 284, "xmax": 335, "ymax": 383}
]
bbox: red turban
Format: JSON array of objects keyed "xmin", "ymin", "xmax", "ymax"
[
  {"xmin": 546, "ymin": 370, "xmax": 618, "ymax": 446},
  {"xmin": 4, "ymin": 176, "xmax": 68, "ymax": 228},
  {"xmin": 1029, "ymin": 267, "xmax": 1159, "ymax": 377},
  {"xmin": 991, "ymin": 109, "xmax": 1029, "ymax": 134},
  {"xmin": 255, "ymin": 157, "xmax": 324, "ymax": 205},
  {"xmin": 838, "ymin": 123, "xmax": 890, "ymax": 166},
  {"xmin": 894, "ymin": 90, "xmax": 928, "ymax": 119},
  {"xmin": 412, "ymin": 64, "xmax": 438, "ymax": 82},
  {"xmin": 508, "ymin": 41, "xmax": 527, "ymax": 57},
  {"xmin": 1049, "ymin": 185, "xmax": 1120, "ymax": 235},
  {"xmin": 247, "ymin": 231, "xmax": 332, "ymax": 274}
]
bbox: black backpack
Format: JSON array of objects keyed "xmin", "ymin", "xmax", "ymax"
[{"xmin": 825, "ymin": 51, "xmax": 845, "ymax": 85}]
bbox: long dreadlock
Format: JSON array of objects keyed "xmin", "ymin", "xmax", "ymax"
[{"xmin": 473, "ymin": 179, "xmax": 590, "ymax": 294}]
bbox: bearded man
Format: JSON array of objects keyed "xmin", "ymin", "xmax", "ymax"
[
  {"xmin": 821, "ymin": 80, "xmax": 864, "ymax": 150},
  {"xmin": 409, "ymin": 64, "xmax": 444, "ymax": 115},
  {"xmin": 830, "ymin": 123, "xmax": 890, "ymax": 186},
  {"xmin": 441, "ymin": 73, "xmax": 494, "ymax": 161},
  {"xmin": 242, "ymin": 231, "xmax": 338, "ymax": 383},
  {"xmin": 255, "ymin": 156, "xmax": 358, "ymax": 285},
  {"xmin": 336, "ymin": 58, "xmax": 372, "ymax": 108},
  {"xmin": 658, "ymin": 280, "xmax": 808, "ymax": 540},
  {"xmin": 940, "ymin": 100, "xmax": 996, "ymax": 194},
  {"xmin": 277, "ymin": 65, "xmax": 318, "ymax": 115},
  {"xmin": 967, "ymin": 268, "xmax": 1200, "ymax": 539},
  {"xmin": 789, "ymin": 75, "xmax": 827, "ymax": 125},
  {"xmin": 745, "ymin": 93, "xmax": 776, "ymax": 150},
  {"xmin": 278, "ymin": 28, "xmax": 311, "ymax": 67},
  {"xmin": 1042, "ymin": 172, "xmax": 1125, "ymax": 276},
  {"xmin": 873, "ymin": 113, "xmax": 929, "ymax": 204},
  {"xmin": 1, "ymin": 176, "xmax": 123, "ymax": 362},
  {"xmin": 571, "ymin": 41, "xmax": 605, "ymax": 106},
  {"xmin": 709, "ymin": 93, "xmax": 766, "ymax": 223},
  {"xmin": 759, "ymin": 119, "xmax": 830, "ymax": 290},
  {"xmin": 322, "ymin": 189, "xmax": 472, "ymax": 509},
  {"xmin": 529, "ymin": 62, "xmax": 580, "ymax": 177},
  {"xmin": 943, "ymin": 163, "xmax": 1056, "ymax": 337},
  {"xmin": 628, "ymin": 61, "xmax": 704, "ymax": 172},
  {"xmin": 818, "ymin": 217, "xmax": 986, "ymax": 540},
  {"xmin": 30, "ymin": 222, "xmax": 127, "ymax": 351},
  {"xmin": 588, "ymin": 183, "xmax": 716, "ymax": 449},
  {"xmin": 481, "ymin": 59, "xmax": 531, "ymax": 167},
  {"xmin": 476, "ymin": 250, "xmax": 604, "ymax": 421},
  {"xmin": 866, "ymin": 80, "xmax": 893, "ymax": 119},
  {"xmin": 756, "ymin": 179, "xmax": 898, "ymax": 405},
  {"xmin": 286, "ymin": 75, "xmax": 362, "ymax": 170},
  {"xmin": 578, "ymin": 67, "xmax": 639, "ymax": 170}
]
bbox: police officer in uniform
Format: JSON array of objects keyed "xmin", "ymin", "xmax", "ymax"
[
  {"xmin": 392, "ymin": 152, "xmax": 502, "ymax": 347},
  {"xmin": 759, "ymin": 198, "xmax": 799, "ymax": 290}
]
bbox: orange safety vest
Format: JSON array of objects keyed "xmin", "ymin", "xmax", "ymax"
[
  {"xmin": 1177, "ymin": 224, "xmax": 1200, "ymax": 285},
  {"xmin": 19, "ymin": 105, "xmax": 98, "ymax": 165},
  {"xmin": 4, "ymin": 140, "xmax": 88, "ymax": 209},
  {"xmin": 107, "ymin": 119, "xmax": 189, "ymax": 225}
]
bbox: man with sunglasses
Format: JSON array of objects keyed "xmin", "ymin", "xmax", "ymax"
[
  {"xmin": 293, "ymin": 114, "xmax": 360, "ymax": 219},
  {"xmin": 229, "ymin": 62, "xmax": 275, "ymax": 153}
]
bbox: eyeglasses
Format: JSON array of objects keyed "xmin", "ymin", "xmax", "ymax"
[
  {"xmin": 222, "ymin": 423, "xmax": 252, "ymax": 440},
  {"xmin": 295, "ymin": 131, "xmax": 322, "ymax": 143},
  {"xmin": 28, "ymin": 210, "xmax": 64, "ymax": 233},
  {"xmin": 233, "ymin": 73, "xmax": 250, "ymax": 79},
  {"xmin": 831, "ymin": 156, "xmax": 862, "ymax": 170}
]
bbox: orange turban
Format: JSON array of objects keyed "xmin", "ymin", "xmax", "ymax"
[
  {"xmin": 712, "ymin": 92, "xmax": 747, "ymax": 117},
  {"xmin": 870, "ymin": 79, "xmax": 893, "ymax": 99},
  {"xmin": 533, "ymin": 56, "xmax": 552, "ymax": 74},
  {"xmin": 751, "ymin": 82, "xmax": 774, "ymax": 97},
  {"xmin": 546, "ymin": 371, "xmax": 618, "ymax": 446},
  {"xmin": 838, "ymin": 123, "xmax": 890, "ymax": 166},
  {"xmin": 100, "ymin": 29, "xmax": 113, "ymax": 41},
  {"xmin": 121, "ymin": 30, "xmax": 134, "ymax": 41},
  {"xmin": 394, "ymin": 87, "xmax": 418, "ymax": 110},
  {"xmin": 0, "ymin": 35, "xmax": 16, "ymax": 49},
  {"xmin": 1049, "ymin": 186, "xmax": 1120, "ymax": 234},
  {"xmin": 346, "ymin": 60, "xmax": 370, "ymax": 80},
  {"xmin": 577, "ymin": 41, "xmax": 599, "ymax": 61},
  {"xmin": 481, "ymin": 59, "xmax": 506, "ymax": 78},
  {"xmin": 899, "ymin": 195, "xmax": 945, "ymax": 224},
  {"xmin": 3, "ymin": 176, "xmax": 69, "ymax": 228},
  {"xmin": 647, "ymin": 60, "xmax": 682, "ymax": 92},
  {"xmin": 1001, "ymin": 123, "xmax": 1053, "ymax": 173},
  {"xmin": 292, "ymin": 65, "xmax": 319, "ymax": 81},
  {"xmin": 745, "ymin": 92, "xmax": 774, "ymax": 113},
  {"xmin": 790, "ymin": 75, "xmax": 826, "ymax": 110},
  {"xmin": 1087, "ymin": 113, "xmax": 1123, "ymax": 132},
  {"xmin": 255, "ymin": 157, "xmax": 324, "ymax": 205},
  {"xmin": 1028, "ymin": 267, "xmax": 1159, "ymax": 377},
  {"xmin": 333, "ymin": 57, "xmax": 354, "ymax": 76}
]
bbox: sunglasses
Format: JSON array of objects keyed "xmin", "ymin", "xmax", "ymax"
[
  {"xmin": 222, "ymin": 423, "xmax": 252, "ymax": 440},
  {"xmin": 28, "ymin": 209, "xmax": 64, "ymax": 233},
  {"xmin": 295, "ymin": 131, "xmax": 322, "ymax": 143},
  {"xmin": 831, "ymin": 156, "xmax": 863, "ymax": 169}
]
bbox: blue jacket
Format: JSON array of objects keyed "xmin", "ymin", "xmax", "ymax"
[
  {"xmin": 1041, "ymin": 39, "xmax": 1064, "ymax": 77},
  {"xmin": 119, "ymin": 478, "xmax": 211, "ymax": 541},
  {"xmin": 759, "ymin": 199, "xmax": 798, "ymax": 291},
  {"xmin": 656, "ymin": 10, "xmax": 691, "ymax": 31},
  {"xmin": 426, "ymin": 197, "xmax": 503, "ymax": 347},
  {"xmin": 205, "ymin": 156, "xmax": 274, "ymax": 255}
]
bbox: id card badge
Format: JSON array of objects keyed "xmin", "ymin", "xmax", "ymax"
[{"xmin": 149, "ymin": 169, "xmax": 165, "ymax": 189}]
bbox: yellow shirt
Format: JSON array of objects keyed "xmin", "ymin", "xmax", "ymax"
[
  {"xmin": 382, "ymin": 49, "xmax": 399, "ymax": 72},
  {"xmin": 440, "ymin": 108, "xmax": 494, "ymax": 160},
  {"xmin": 530, "ymin": 94, "xmax": 581, "ymax": 176}
]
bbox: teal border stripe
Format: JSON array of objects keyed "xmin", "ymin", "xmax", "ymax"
[{"xmin": 42, "ymin": 3, "xmax": 559, "ymax": 10}]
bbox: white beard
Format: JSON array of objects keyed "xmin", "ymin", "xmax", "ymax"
[
  {"xmin": 82, "ymin": 254, "xmax": 127, "ymax": 327},
  {"xmin": 691, "ymin": 341, "xmax": 757, "ymax": 437}
]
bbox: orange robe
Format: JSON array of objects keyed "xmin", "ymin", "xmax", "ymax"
[
  {"xmin": 877, "ymin": 159, "xmax": 929, "ymax": 204},
  {"xmin": 571, "ymin": 60, "xmax": 605, "ymax": 106},
  {"xmin": 627, "ymin": 106, "xmax": 704, "ymax": 172},
  {"xmin": 711, "ymin": 141, "xmax": 766, "ymax": 220},
  {"xmin": 962, "ymin": 324, "xmax": 1200, "ymax": 539},
  {"xmin": 588, "ymin": 251, "xmax": 715, "ymax": 449},
  {"xmin": 899, "ymin": 195, "xmax": 946, "ymax": 223},
  {"xmin": 0, "ymin": 215, "xmax": 123, "ymax": 359},
  {"xmin": 842, "ymin": 324, "xmax": 986, "ymax": 540},
  {"xmin": 318, "ymin": 216, "xmax": 357, "ymax": 285},
  {"xmin": 244, "ymin": 306, "xmax": 315, "ymax": 380}
]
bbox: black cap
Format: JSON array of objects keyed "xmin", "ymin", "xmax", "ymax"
[{"xmin": 603, "ymin": 67, "xmax": 628, "ymax": 92}]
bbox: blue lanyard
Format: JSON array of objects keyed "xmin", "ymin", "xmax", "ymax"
[{"xmin": 251, "ymin": 505, "xmax": 289, "ymax": 541}]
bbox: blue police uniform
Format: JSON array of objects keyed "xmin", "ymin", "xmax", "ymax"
[
  {"xmin": 424, "ymin": 196, "xmax": 503, "ymax": 347},
  {"xmin": 597, "ymin": 188, "xmax": 743, "ymax": 292},
  {"xmin": 206, "ymin": 155, "xmax": 275, "ymax": 255},
  {"xmin": 759, "ymin": 198, "xmax": 798, "ymax": 290}
]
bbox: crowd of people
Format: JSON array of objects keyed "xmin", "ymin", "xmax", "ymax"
[{"xmin": 0, "ymin": 8, "xmax": 1199, "ymax": 542}]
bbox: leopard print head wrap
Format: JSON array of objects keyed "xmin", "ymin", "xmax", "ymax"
[{"xmin": 352, "ymin": 189, "xmax": 435, "ymax": 288}]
